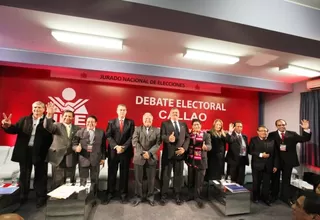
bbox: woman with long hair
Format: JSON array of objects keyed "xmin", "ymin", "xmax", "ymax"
[{"xmin": 206, "ymin": 119, "xmax": 227, "ymax": 181}]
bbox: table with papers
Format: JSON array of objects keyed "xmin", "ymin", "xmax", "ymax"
[
  {"xmin": 0, "ymin": 184, "xmax": 20, "ymax": 214},
  {"xmin": 208, "ymin": 180, "xmax": 251, "ymax": 216},
  {"xmin": 45, "ymin": 184, "xmax": 96, "ymax": 220}
]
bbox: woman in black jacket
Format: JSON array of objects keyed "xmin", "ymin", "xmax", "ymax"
[{"xmin": 205, "ymin": 119, "xmax": 227, "ymax": 181}]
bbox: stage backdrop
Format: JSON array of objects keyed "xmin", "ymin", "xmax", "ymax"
[{"xmin": 0, "ymin": 69, "xmax": 259, "ymax": 150}]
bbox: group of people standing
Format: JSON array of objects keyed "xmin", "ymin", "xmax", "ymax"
[{"xmin": 1, "ymin": 100, "xmax": 311, "ymax": 210}]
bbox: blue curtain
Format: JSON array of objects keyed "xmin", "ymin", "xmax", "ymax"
[{"xmin": 300, "ymin": 90, "xmax": 320, "ymax": 168}]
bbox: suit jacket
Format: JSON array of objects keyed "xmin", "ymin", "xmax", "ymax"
[
  {"xmin": 226, "ymin": 132, "xmax": 249, "ymax": 166},
  {"xmin": 160, "ymin": 120, "xmax": 190, "ymax": 162},
  {"xmin": 249, "ymin": 136, "xmax": 279, "ymax": 173},
  {"xmin": 207, "ymin": 131, "xmax": 227, "ymax": 155},
  {"xmin": 72, "ymin": 128, "xmax": 106, "ymax": 167},
  {"xmin": 44, "ymin": 117, "xmax": 80, "ymax": 167},
  {"xmin": 2, "ymin": 114, "xmax": 53, "ymax": 164},
  {"xmin": 106, "ymin": 118, "xmax": 135, "ymax": 159},
  {"xmin": 132, "ymin": 125, "xmax": 161, "ymax": 166},
  {"xmin": 268, "ymin": 130, "xmax": 311, "ymax": 167},
  {"xmin": 186, "ymin": 132, "xmax": 212, "ymax": 169}
]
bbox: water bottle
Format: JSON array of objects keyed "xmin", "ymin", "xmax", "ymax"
[
  {"xmin": 66, "ymin": 178, "xmax": 71, "ymax": 186},
  {"xmin": 86, "ymin": 178, "xmax": 91, "ymax": 193},
  {"xmin": 75, "ymin": 177, "xmax": 80, "ymax": 186},
  {"xmin": 227, "ymin": 175, "xmax": 231, "ymax": 183},
  {"xmin": 11, "ymin": 174, "xmax": 18, "ymax": 186}
]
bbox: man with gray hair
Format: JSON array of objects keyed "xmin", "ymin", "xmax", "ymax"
[
  {"xmin": 132, "ymin": 112, "xmax": 161, "ymax": 206},
  {"xmin": 1, "ymin": 101, "xmax": 53, "ymax": 208}
]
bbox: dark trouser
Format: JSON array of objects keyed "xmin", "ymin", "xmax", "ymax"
[
  {"xmin": 188, "ymin": 166, "xmax": 205, "ymax": 199},
  {"xmin": 271, "ymin": 160, "xmax": 293, "ymax": 201},
  {"xmin": 252, "ymin": 168, "xmax": 271, "ymax": 201},
  {"xmin": 19, "ymin": 148, "xmax": 48, "ymax": 201},
  {"xmin": 51, "ymin": 157, "xmax": 76, "ymax": 190},
  {"xmin": 207, "ymin": 152, "xmax": 225, "ymax": 180},
  {"xmin": 229, "ymin": 160, "xmax": 246, "ymax": 185},
  {"xmin": 107, "ymin": 155, "xmax": 130, "ymax": 197},
  {"xmin": 161, "ymin": 159, "xmax": 184, "ymax": 197},
  {"xmin": 134, "ymin": 163, "xmax": 156, "ymax": 201},
  {"xmin": 79, "ymin": 165, "xmax": 100, "ymax": 194}
]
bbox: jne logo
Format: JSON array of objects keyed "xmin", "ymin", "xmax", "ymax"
[{"xmin": 48, "ymin": 88, "xmax": 89, "ymax": 125}]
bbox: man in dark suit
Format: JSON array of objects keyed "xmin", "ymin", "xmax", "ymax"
[
  {"xmin": 44, "ymin": 102, "xmax": 80, "ymax": 189},
  {"xmin": 268, "ymin": 119, "xmax": 311, "ymax": 206},
  {"xmin": 131, "ymin": 112, "xmax": 161, "ymax": 207},
  {"xmin": 1, "ymin": 101, "xmax": 53, "ymax": 208},
  {"xmin": 226, "ymin": 121, "xmax": 249, "ymax": 185},
  {"xmin": 72, "ymin": 115, "xmax": 106, "ymax": 195},
  {"xmin": 249, "ymin": 125, "xmax": 279, "ymax": 205},
  {"xmin": 104, "ymin": 104, "xmax": 135, "ymax": 204},
  {"xmin": 160, "ymin": 107, "xmax": 190, "ymax": 206},
  {"xmin": 186, "ymin": 119, "xmax": 211, "ymax": 208}
]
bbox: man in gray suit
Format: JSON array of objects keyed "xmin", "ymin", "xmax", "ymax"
[
  {"xmin": 73, "ymin": 115, "xmax": 106, "ymax": 195},
  {"xmin": 132, "ymin": 112, "xmax": 161, "ymax": 207},
  {"xmin": 44, "ymin": 102, "xmax": 80, "ymax": 189}
]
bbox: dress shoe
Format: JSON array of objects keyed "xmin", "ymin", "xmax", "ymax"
[
  {"xmin": 36, "ymin": 200, "xmax": 46, "ymax": 209},
  {"xmin": 121, "ymin": 195, "xmax": 128, "ymax": 204},
  {"xmin": 159, "ymin": 197, "xmax": 167, "ymax": 206},
  {"xmin": 271, "ymin": 196, "xmax": 278, "ymax": 203},
  {"xmin": 132, "ymin": 199, "xmax": 141, "ymax": 207},
  {"xmin": 102, "ymin": 193, "xmax": 113, "ymax": 205},
  {"xmin": 287, "ymin": 199, "xmax": 294, "ymax": 207},
  {"xmin": 195, "ymin": 199, "xmax": 204, "ymax": 208},
  {"xmin": 175, "ymin": 197, "xmax": 183, "ymax": 205},
  {"xmin": 186, "ymin": 195, "xmax": 194, "ymax": 202},
  {"xmin": 264, "ymin": 200, "xmax": 271, "ymax": 206},
  {"xmin": 252, "ymin": 200, "xmax": 259, "ymax": 204},
  {"xmin": 148, "ymin": 200, "xmax": 155, "ymax": 206}
]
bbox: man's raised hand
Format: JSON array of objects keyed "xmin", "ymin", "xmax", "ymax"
[{"xmin": 1, "ymin": 113, "xmax": 12, "ymax": 128}]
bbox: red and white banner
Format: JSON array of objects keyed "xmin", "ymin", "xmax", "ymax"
[
  {"xmin": 0, "ymin": 69, "xmax": 259, "ymax": 147},
  {"xmin": 50, "ymin": 70, "xmax": 221, "ymax": 94}
]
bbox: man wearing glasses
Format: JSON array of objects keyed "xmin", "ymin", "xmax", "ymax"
[
  {"xmin": 268, "ymin": 119, "xmax": 311, "ymax": 206},
  {"xmin": 249, "ymin": 126, "xmax": 278, "ymax": 206}
]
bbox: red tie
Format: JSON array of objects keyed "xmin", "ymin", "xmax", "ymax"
[
  {"xmin": 281, "ymin": 132, "xmax": 285, "ymax": 141},
  {"xmin": 119, "ymin": 120, "xmax": 124, "ymax": 133}
]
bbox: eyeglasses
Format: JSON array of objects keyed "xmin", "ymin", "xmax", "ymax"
[
  {"xmin": 276, "ymin": 124, "xmax": 286, "ymax": 126},
  {"xmin": 258, "ymin": 130, "xmax": 268, "ymax": 132}
]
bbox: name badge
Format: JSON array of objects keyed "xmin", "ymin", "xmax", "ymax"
[
  {"xmin": 280, "ymin": 144, "xmax": 286, "ymax": 151},
  {"xmin": 87, "ymin": 145, "xmax": 93, "ymax": 153}
]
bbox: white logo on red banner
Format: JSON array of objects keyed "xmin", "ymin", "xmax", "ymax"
[{"xmin": 48, "ymin": 88, "xmax": 89, "ymax": 126}]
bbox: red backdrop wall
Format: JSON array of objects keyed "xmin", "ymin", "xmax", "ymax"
[{"xmin": 0, "ymin": 68, "xmax": 259, "ymax": 148}]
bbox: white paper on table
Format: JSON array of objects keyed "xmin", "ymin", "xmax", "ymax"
[
  {"xmin": 213, "ymin": 180, "xmax": 220, "ymax": 185},
  {"xmin": 222, "ymin": 182, "xmax": 239, "ymax": 186},
  {"xmin": 47, "ymin": 185, "xmax": 77, "ymax": 199},
  {"xmin": 0, "ymin": 186, "xmax": 19, "ymax": 194}
]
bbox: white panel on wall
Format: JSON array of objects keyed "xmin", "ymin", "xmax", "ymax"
[{"xmin": 263, "ymin": 80, "xmax": 307, "ymax": 131}]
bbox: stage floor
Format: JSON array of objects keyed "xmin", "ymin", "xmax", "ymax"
[{"xmin": 15, "ymin": 187, "xmax": 292, "ymax": 220}]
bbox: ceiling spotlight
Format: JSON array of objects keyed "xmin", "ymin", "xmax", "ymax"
[
  {"xmin": 279, "ymin": 65, "xmax": 320, "ymax": 78},
  {"xmin": 183, "ymin": 49, "xmax": 240, "ymax": 64},
  {"xmin": 51, "ymin": 30, "xmax": 123, "ymax": 50}
]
